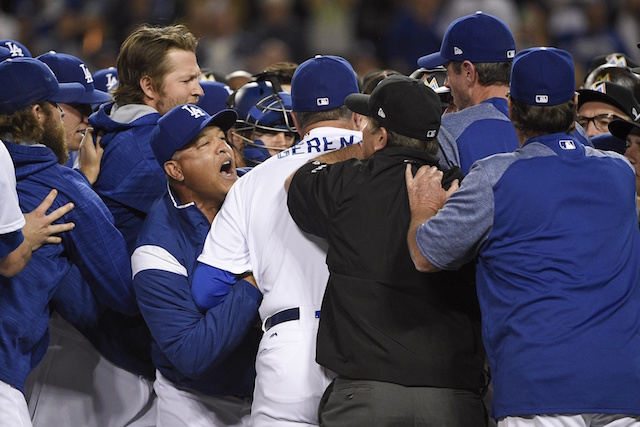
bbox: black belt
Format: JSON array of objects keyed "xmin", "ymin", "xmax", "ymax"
[{"xmin": 264, "ymin": 307, "xmax": 300, "ymax": 331}]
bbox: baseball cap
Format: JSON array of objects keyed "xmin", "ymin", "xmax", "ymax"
[
  {"xmin": 577, "ymin": 81, "xmax": 640, "ymax": 119},
  {"xmin": 291, "ymin": 55, "xmax": 359, "ymax": 112},
  {"xmin": 409, "ymin": 67, "xmax": 450, "ymax": 94},
  {"xmin": 197, "ymin": 81, "xmax": 233, "ymax": 115},
  {"xmin": 0, "ymin": 39, "xmax": 31, "ymax": 58},
  {"xmin": 345, "ymin": 74, "xmax": 441, "ymax": 140},
  {"xmin": 590, "ymin": 132, "xmax": 626, "ymax": 154},
  {"xmin": 510, "ymin": 47, "xmax": 575, "ymax": 106},
  {"xmin": 92, "ymin": 67, "xmax": 119, "ymax": 93},
  {"xmin": 609, "ymin": 116, "xmax": 640, "ymax": 142},
  {"xmin": 0, "ymin": 46, "xmax": 12, "ymax": 62},
  {"xmin": 150, "ymin": 104, "xmax": 237, "ymax": 167},
  {"xmin": 587, "ymin": 53, "xmax": 638, "ymax": 76},
  {"xmin": 37, "ymin": 51, "xmax": 111, "ymax": 105},
  {"xmin": 0, "ymin": 57, "xmax": 86, "ymax": 114},
  {"xmin": 417, "ymin": 11, "xmax": 516, "ymax": 69}
]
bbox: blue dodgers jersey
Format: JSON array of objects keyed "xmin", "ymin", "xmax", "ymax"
[
  {"xmin": 132, "ymin": 192, "xmax": 261, "ymax": 396},
  {"xmin": 438, "ymin": 98, "xmax": 518, "ymax": 174},
  {"xmin": 478, "ymin": 134, "xmax": 640, "ymax": 417}
]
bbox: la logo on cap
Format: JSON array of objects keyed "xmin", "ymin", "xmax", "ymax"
[
  {"xmin": 535, "ymin": 94, "xmax": 549, "ymax": 104},
  {"xmin": 4, "ymin": 41, "xmax": 24, "ymax": 57},
  {"xmin": 105, "ymin": 73, "xmax": 118, "ymax": 90},
  {"xmin": 4, "ymin": 41, "xmax": 24, "ymax": 58},
  {"xmin": 182, "ymin": 104, "xmax": 206, "ymax": 118},
  {"xmin": 79, "ymin": 63, "xmax": 93, "ymax": 84}
]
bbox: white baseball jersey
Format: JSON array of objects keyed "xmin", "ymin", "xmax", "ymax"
[
  {"xmin": 198, "ymin": 127, "xmax": 362, "ymax": 320},
  {"xmin": 0, "ymin": 140, "xmax": 25, "ymax": 234},
  {"xmin": 198, "ymin": 126, "xmax": 362, "ymax": 426}
]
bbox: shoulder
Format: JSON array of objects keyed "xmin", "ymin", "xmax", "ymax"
[
  {"xmin": 584, "ymin": 145, "xmax": 635, "ymax": 173},
  {"xmin": 136, "ymin": 194, "xmax": 178, "ymax": 245}
]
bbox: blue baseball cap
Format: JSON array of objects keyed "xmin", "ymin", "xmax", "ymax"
[
  {"xmin": 0, "ymin": 39, "xmax": 31, "ymax": 58},
  {"xmin": 197, "ymin": 81, "xmax": 233, "ymax": 115},
  {"xmin": 418, "ymin": 11, "xmax": 516, "ymax": 68},
  {"xmin": 291, "ymin": 55, "xmax": 358, "ymax": 112},
  {"xmin": 0, "ymin": 47, "xmax": 12, "ymax": 62},
  {"xmin": 36, "ymin": 51, "xmax": 111, "ymax": 105},
  {"xmin": 150, "ymin": 104, "xmax": 238, "ymax": 167},
  {"xmin": 92, "ymin": 67, "xmax": 119, "ymax": 93},
  {"xmin": 0, "ymin": 57, "xmax": 86, "ymax": 114},
  {"xmin": 510, "ymin": 47, "xmax": 575, "ymax": 106}
]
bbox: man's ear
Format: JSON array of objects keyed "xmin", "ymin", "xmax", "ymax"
[
  {"xmin": 462, "ymin": 60, "xmax": 476, "ymax": 85},
  {"xmin": 140, "ymin": 75, "xmax": 157, "ymax": 102},
  {"xmin": 375, "ymin": 127, "xmax": 388, "ymax": 152},
  {"xmin": 164, "ymin": 159, "xmax": 184, "ymax": 182},
  {"xmin": 353, "ymin": 112, "xmax": 364, "ymax": 131},
  {"xmin": 32, "ymin": 103, "xmax": 46, "ymax": 124}
]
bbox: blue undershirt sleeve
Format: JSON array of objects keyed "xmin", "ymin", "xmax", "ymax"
[{"xmin": 191, "ymin": 262, "xmax": 236, "ymax": 311}]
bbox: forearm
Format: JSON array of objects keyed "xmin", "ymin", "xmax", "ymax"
[
  {"xmin": 407, "ymin": 213, "xmax": 440, "ymax": 273},
  {"xmin": 0, "ymin": 239, "xmax": 31, "ymax": 277},
  {"xmin": 136, "ymin": 270, "xmax": 261, "ymax": 377}
]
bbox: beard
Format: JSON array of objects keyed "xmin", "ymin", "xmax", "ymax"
[
  {"xmin": 155, "ymin": 95, "xmax": 183, "ymax": 117},
  {"xmin": 42, "ymin": 104, "xmax": 69, "ymax": 165}
]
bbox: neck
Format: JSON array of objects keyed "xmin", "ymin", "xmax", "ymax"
[
  {"xmin": 196, "ymin": 202, "xmax": 220, "ymax": 224},
  {"xmin": 300, "ymin": 119, "xmax": 357, "ymax": 137},
  {"xmin": 171, "ymin": 184, "xmax": 220, "ymax": 224},
  {"xmin": 472, "ymin": 84, "xmax": 509, "ymax": 106}
]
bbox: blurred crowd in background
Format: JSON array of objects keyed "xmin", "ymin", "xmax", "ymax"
[{"xmin": 0, "ymin": 0, "xmax": 638, "ymax": 85}]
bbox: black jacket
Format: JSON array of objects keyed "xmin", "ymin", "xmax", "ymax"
[{"xmin": 288, "ymin": 146, "xmax": 485, "ymax": 391}]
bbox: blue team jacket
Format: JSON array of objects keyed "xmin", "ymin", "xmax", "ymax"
[
  {"xmin": 1, "ymin": 141, "xmax": 137, "ymax": 393},
  {"xmin": 88, "ymin": 102, "xmax": 165, "ymax": 378},
  {"xmin": 89, "ymin": 102, "xmax": 164, "ymax": 254},
  {"xmin": 132, "ymin": 191, "xmax": 262, "ymax": 396}
]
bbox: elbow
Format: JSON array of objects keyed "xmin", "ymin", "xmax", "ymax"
[
  {"xmin": 172, "ymin": 348, "xmax": 225, "ymax": 378},
  {"xmin": 118, "ymin": 299, "xmax": 141, "ymax": 317},
  {"xmin": 174, "ymin": 361, "xmax": 207, "ymax": 378},
  {"xmin": 0, "ymin": 264, "xmax": 22, "ymax": 278},
  {"xmin": 414, "ymin": 260, "xmax": 440, "ymax": 273},
  {"xmin": 410, "ymin": 253, "xmax": 440, "ymax": 273}
]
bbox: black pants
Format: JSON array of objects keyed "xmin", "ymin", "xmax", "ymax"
[{"xmin": 318, "ymin": 377, "xmax": 487, "ymax": 427}]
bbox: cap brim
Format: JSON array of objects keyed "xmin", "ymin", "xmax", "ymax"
[
  {"xmin": 608, "ymin": 118, "xmax": 640, "ymax": 140},
  {"xmin": 74, "ymin": 89, "xmax": 112, "ymax": 105},
  {"xmin": 417, "ymin": 52, "xmax": 447, "ymax": 69},
  {"xmin": 577, "ymin": 89, "xmax": 627, "ymax": 113},
  {"xmin": 48, "ymin": 82, "xmax": 88, "ymax": 104},
  {"xmin": 590, "ymin": 132, "xmax": 626, "ymax": 154},
  {"xmin": 344, "ymin": 93, "xmax": 372, "ymax": 117},
  {"xmin": 202, "ymin": 109, "xmax": 238, "ymax": 134}
]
